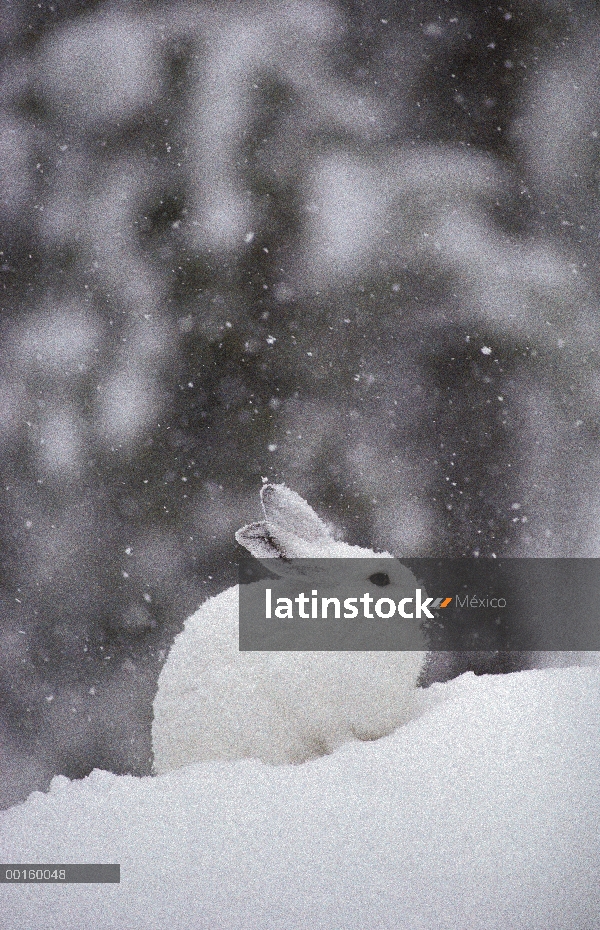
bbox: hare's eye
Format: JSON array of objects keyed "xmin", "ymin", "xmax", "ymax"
[{"xmin": 369, "ymin": 572, "xmax": 391, "ymax": 587}]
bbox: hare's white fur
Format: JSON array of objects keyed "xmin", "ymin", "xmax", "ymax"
[{"xmin": 152, "ymin": 484, "xmax": 426, "ymax": 772}]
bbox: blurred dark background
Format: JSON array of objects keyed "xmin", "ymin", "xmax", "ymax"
[{"xmin": 2, "ymin": 0, "xmax": 600, "ymax": 807}]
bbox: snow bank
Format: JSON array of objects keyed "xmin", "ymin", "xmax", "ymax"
[{"xmin": 1, "ymin": 668, "xmax": 598, "ymax": 929}]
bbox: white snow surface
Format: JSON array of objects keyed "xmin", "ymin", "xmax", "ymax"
[{"xmin": 1, "ymin": 667, "xmax": 599, "ymax": 929}]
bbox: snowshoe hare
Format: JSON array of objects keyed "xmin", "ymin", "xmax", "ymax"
[{"xmin": 152, "ymin": 483, "xmax": 427, "ymax": 772}]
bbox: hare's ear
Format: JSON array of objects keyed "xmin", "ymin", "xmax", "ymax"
[
  {"xmin": 260, "ymin": 484, "xmax": 333, "ymax": 543},
  {"xmin": 235, "ymin": 521, "xmax": 293, "ymax": 561},
  {"xmin": 235, "ymin": 521, "xmax": 319, "ymax": 577}
]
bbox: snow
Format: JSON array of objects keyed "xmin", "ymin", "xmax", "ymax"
[
  {"xmin": 184, "ymin": 0, "xmax": 373, "ymax": 254},
  {"xmin": 0, "ymin": 115, "xmax": 33, "ymax": 220},
  {"xmin": 35, "ymin": 406, "xmax": 83, "ymax": 481},
  {"xmin": 9, "ymin": 305, "xmax": 100, "ymax": 378},
  {"xmin": 97, "ymin": 363, "xmax": 160, "ymax": 449},
  {"xmin": 1, "ymin": 667, "xmax": 598, "ymax": 929},
  {"xmin": 303, "ymin": 153, "xmax": 387, "ymax": 279},
  {"xmin": 37, "ymin": 12, "xmax": 163, "ymax": 127}
]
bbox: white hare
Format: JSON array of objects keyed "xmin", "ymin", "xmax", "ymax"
[{"xmin": 152, "ymin": 483, "xmax": 427, "ymax": 773}]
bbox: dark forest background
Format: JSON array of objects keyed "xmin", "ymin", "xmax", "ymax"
[{"xmin": 2, "ymin": 0, "xmax": 600, "ymax": 807}]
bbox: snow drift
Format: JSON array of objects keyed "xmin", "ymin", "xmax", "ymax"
[{"xmin": 2, "ymin": 667, "xmax": 598, "ymax": 929}]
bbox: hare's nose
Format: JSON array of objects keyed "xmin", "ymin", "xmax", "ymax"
[{"xmin": 369, "ymin": 572, "xmax": 391, "ymax": 587}]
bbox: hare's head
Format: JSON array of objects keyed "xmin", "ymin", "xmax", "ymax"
[{"xmin": 235, "ymin": 483, "xmax": 420, "ymax": 601}]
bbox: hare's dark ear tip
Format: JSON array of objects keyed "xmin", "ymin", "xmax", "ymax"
[
  {"xmin": 260, "ymin": 482, "xmax": 281, "ymax": 496},
  {"xmin": 260, "ymin": 482, "xmax": 288, "ymax": 506},
  {"xmin": 235, "ymin": 521, "xmax": 268, "ymax": 544}
]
